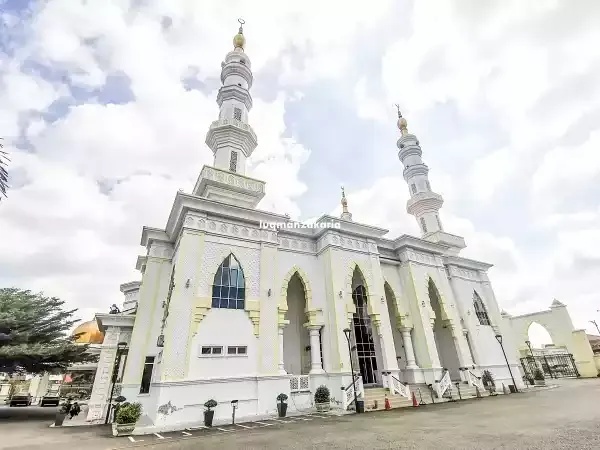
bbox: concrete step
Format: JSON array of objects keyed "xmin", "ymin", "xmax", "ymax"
[{"xmin": 362, "ymin": 388, "xmax": 413, "ymax": 411}]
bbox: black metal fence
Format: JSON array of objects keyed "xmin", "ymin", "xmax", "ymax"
[{"xmin": 520, "ymin": 353, "xmax": 580, "ymax": 380}]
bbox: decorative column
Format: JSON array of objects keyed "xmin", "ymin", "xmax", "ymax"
[
  {"xmin": 278, "ymin": 327, "xmax": 286, "ymax": 374},
  {"xmin": 86, "ymin": 326, "xmax": 120, "ymax": 422},
  {"xmin": 308, "ymin": 326, "xmax": 324, "ymax": 374},
  {"xmin": 400, "ymin": 327, "xmax": 418, "ymax": 369}
]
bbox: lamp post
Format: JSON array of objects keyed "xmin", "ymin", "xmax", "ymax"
[
  {"xmin": 342, "ymin": 328, "xmax": 361, "ymax": 413},
  {"xmin": 590, "ymin": 320, "xmax": 600, "ymax": 335},
  {"xmin": 105, "ymin": 342, "xmax": 127, "ymax": 424},
  {"xmin": 494, "ymin": 329, "xmax": 519, "ymax": 393}
]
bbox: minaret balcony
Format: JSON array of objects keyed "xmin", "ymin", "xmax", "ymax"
[
  {"xmin": 403, "ymin": 163, "xmax": 429, "ymax": 180},
  {"xmin": 216, "ymin": 85, "xmax": 253, "ymax": 110},
  {"xmin": 221, "ymin": 61, "xmax": 253, "ymax": 88},
  {"xmin": 424, "ymin": 230, "xmax": 466, "ymax": 254},
  {"xmin": 206, "ymin": 118, "xmax": 258, "ymax": 157},
  {"xmin": 406, "ymin": 192, "xmax": 444, "ymax": 216},
  {"xmin": 192, "ymin": 165, "xmax": 265, "ymax": 209},
  {"xmin": 397, "ymin": 142, "xmax": 423, "ymax": 161}
]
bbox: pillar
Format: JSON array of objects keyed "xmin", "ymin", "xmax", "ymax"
[
  {"xmin": 308, "ymin": 326, "xmax": 324, "ymax": 374},
  {"xmin": 86, "ymin": 327, "xmax": 120, "ymax": 422},
  {"xmin": 400, "ymin": 327, "xmax": 418, "ymax": 369},
  {"xmin": 278, "ymin": 327, "xmax": 286, "ymax": 374}
]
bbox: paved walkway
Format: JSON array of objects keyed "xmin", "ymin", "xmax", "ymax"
[{"xmin": 1, "ymin": 378, "xmax": 599, "ymax": 450}]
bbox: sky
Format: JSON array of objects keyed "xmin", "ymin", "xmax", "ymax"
[{"xmin": 0, "ymin": 0, "xmax": 599, "ymax": 344}]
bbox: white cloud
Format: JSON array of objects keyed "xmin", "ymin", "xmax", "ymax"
[{"xmin": 1, "ymin": 0, "xmax": 599, "ymax": 338}]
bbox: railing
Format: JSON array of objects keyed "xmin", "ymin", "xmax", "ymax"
[
  {"xmin": 467, "ymin": 370, "xmax": 484, "ymax": 391},
  {"xmin": 435, "ymin": 370, "xmax": 451, "ymax": 398},
  {"xmin": 289, "ymin": 375, "xmax": 310, "ymax": 393},
  {"xmin": 388, "ymin": 374, "xmax": 410, "ymax": 399},
  {"xmin": 341, "ymin": 374, "xmax": 363, "ymax": 410}
]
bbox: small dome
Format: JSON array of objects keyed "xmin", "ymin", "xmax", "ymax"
[
  {"xmin": 233, "ymin": 33, "xmax": 245, "ymax": 49},
  {"xmin": 72, "ymin": 320, "xmax": 104, "ymax": 344}
]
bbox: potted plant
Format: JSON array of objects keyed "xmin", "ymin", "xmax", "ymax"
[
  {"xmin": 113, "ymin": 402, "xmax": 142, "ymax": 437},
  {"xmin": 204, "ymin": 399, "xmax": 217, "ymax": 427},
  {"xmin": 481, "ymin": 370, "xmax": 496, "ymax": 394},
  {"xmin": 276, "ymin": 393, "xmax": 288, "ymax": 418},
  {"xmin": 533, "ymin": 369, "xmax": 546, "ymax": 386},
  {"xmin": 111, "ymin": 395, "xmax": 126, "ymax": 423},
  {"xmin": 314, "ymin": 385, "xmax": 330, "ymax": 412},
  {"xmin": 54, "ymin": 404, "xmax": 68, "ymax": 426}
]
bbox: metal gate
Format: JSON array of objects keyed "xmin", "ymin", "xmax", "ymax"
[
  {"xmin": 520, "ymin": 353, "xmax": 580, "ymax": 380},
  {"xmin": 352, "ymin": 285, "xmax": 379, "ymax": 386}
]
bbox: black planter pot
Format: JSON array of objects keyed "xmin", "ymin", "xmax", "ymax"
[
  {"xmin": 54, "ymin": 413, "xmax": 67, "ymax": 426},
  {"xmin": 277, "ymin": 402, "xmax": 287, "ymax": 418},
  {"xmin": 204, "ymin": 410, "xmax": 214, "ymax": 427},
  {"xmin": 356, "ymin": 400, "xmax": 365, "ymax": 414}
]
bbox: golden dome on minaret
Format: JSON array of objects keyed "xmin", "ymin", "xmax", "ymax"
[
  {"xmin": 233, "ymin": 18, "xmax": 246, "ymax": 50},
  {"xmin": 395, "ymin": 104, "xmax": 409, "ymax": 136},
  {"xmin": 71, "ymin": 320, "xmax": 104, "ymax": 345}
]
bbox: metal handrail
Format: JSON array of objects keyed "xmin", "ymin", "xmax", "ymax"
[{"xmin": 342, "ymin": 373, "xmax": 360, "ymax": 391}]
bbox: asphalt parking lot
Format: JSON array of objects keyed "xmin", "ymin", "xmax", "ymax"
[{"xmin": 1, "ymin": 379, "xmax": 599, "ymax": 450}]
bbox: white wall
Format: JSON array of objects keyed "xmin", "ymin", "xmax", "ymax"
[{"xmin": 189, "ymin": 309, "xmax": 258, "ymax": 379}]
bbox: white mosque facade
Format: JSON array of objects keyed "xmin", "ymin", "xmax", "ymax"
[{"xmin": 84, "ymin": 21, "xmax": 526, "ymax": 432}]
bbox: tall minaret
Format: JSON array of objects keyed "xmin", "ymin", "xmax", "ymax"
[
  {"xmin": 193, "ymin": 19, "xmax": 265, "ymax": 209},
  {"xmin": 395, "ymin": 106, "xmax": 466, "ymax": 253},
  {"xmin": 205, "ymin": 18, "xmax": 257, "ymax": 176},
  {"xmin": 340, "ymin": 187, "xmax": 353, "ymax": 221}
]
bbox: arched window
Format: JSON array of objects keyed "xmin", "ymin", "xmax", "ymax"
[
  {"xmin": 420, "ymin": 217, "xmax": 428, "ymax": 233},
  {"xmin": 212, "ymin": 254, "xmax": 245, "ymax": 309},
  {"xmin": 473, "ymin": 291, "xmax": 491, "ymax": 326}
]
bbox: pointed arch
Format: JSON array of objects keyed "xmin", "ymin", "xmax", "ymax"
[
  {"xmin": 278, "ymin": 266, "xmax": 320, "ymax": 326},
  {"xmin": 344, "ymin": 262, "xmax": 380, "ymax": 330},
  {"xmin": 473, "ymin": 290, "xmax": 491, "ymax": 326},
  {"xmin": 383, "ymin": 280, "xmax": 409, "ymax": 328},
  {"xmin": 426, "ymin": 275, "xmax": 454, "ymax": 329},
  {"xmin": 211, "ymin": 253, "xmax": 245, "ymax": 309}
]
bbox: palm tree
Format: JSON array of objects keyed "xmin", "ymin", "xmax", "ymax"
[{"xmin": 0, "ymin": 138, "xmax": 8, "ymax": 200}]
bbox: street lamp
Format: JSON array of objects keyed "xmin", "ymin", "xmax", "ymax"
[
  {"xmin": 105, "ymin": 341, "xmax": 127, "ymax": 424},
  {"xmin": 493, "ymin": 328, "xmax": 519, "ymax": 393},
  {"xmin": 590, "ymin": 320, "xmax": 600, "ymax": 335},
  {"xmin": 342, "ymin": 328, "xmax": 361, "ymax": 414}
]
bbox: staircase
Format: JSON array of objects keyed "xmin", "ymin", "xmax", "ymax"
[
  {"xmin": 362, "ymin": 387, "xmax": 413, "ymax": 411},
  {"xmin": 453, "ymin": 382, "xmax": 488, "ymax": 399}
]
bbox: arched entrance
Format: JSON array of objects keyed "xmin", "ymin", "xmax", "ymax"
[
  {"xmin": 283, "ymin": 273, "xmax": 310, "ymax": 375},
  {"xmin": 350, "ymin": 268, "xmax": 382, "ymax": 386},
  {"xmin": 428, "ymin": 278, "xmax": 461, "ymax": 380}
]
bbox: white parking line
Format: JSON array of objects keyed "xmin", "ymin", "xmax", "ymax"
[
  {"xmin": 182, "ymin": 431, "xmax": 192, "ymax": 436},
  {"xmin": 127, "ymin": 436, "xmax": 143, "ymax": 442},
  {"xmin": 216, "ymin": 427, "xmax": 233, "ymax": 432},
  {"xmin": 271, "ymin": 418, "xmax": 295, "ymax": 423},
  {"xmin": 236, "ymin": 423, "xmax": 255, "ymax": 429},
  {"xmin": 154, "ymin": 433, "xmax": 170, "ymax": 439},
  {"xmin": 255, "ymin": 421, "xmax": 274, "ymax": 426},
  {"xmin": 308, "ymin": 414, "xmax": 329, "ymax": 418},
  {"xmin": 186, "ymin": 426, "xmax": 206, "ymax": 430},
  {"xmin": 293, "ymin": 416, "xmax": 313, "ymax": 421}
]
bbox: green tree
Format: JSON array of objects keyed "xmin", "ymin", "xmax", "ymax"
[
  {"xmin": 0, "ymin": 138, "xmax": 8, "ymax": 200},
  {"xmin": 0, "ymin": 288, "xmax": 97, "ymax": 374}
]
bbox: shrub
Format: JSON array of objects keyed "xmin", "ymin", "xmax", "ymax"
[
  {"xmin": 314, "ymin": 385, "xmax": 330, "ymax": 404},
  {"xmin": 276, "ymin": 393, "xmax": 288, "ymax": 403},
  {"xmin": 533, "ymin": 369, "xmax": 545, "ymax": 380},
  {"xmin": 204, "ymin": 399, "xmax": 217, "ymax": 411},
  {"xmin": 115, "ymin": 402, "xmax": 142, "ymax": 425},
  {"xmin": 481, "ymin": 370, "xmax": 495, "ymax": 388}
]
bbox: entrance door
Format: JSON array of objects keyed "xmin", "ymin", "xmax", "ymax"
[{"xmin": 352, "ymin": 285, "xmax": 379, "ymax": 386}]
